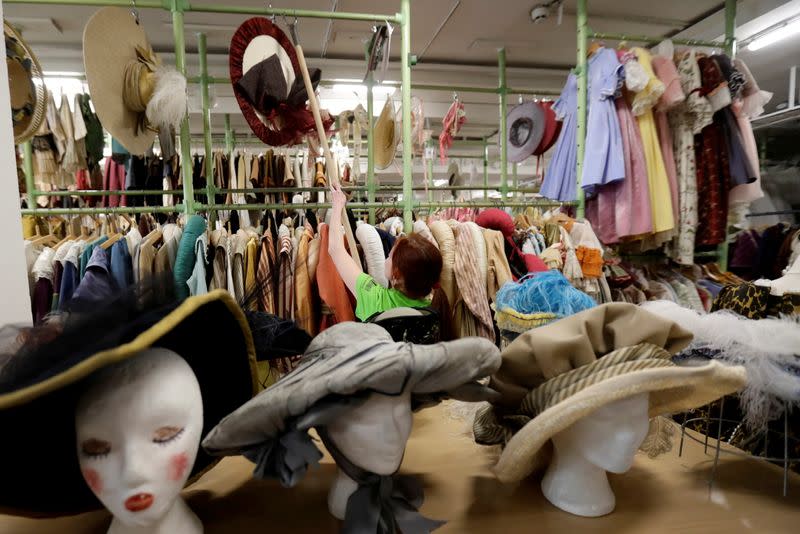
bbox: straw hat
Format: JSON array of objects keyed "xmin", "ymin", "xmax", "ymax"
[
  {"xmin": 230, "ymin": 17, "xmax": 330, "ymax": 147},
  {"xmin": 374, "ymin": 95, "xmax": 398, "ymax": 169},
  {"xmin": 473, "ymin": 302, "xmax": 747, "ymax": 483},
  {"xmin": 83, "ymin": 7, "xmax": 187, "ymax": 155},
  {"xmin": 0, "ymin": 291, "xmax": 260, "ymax": 516},
  {"xmin": 5, "ymin": 22, "xmax": 46, "ymax": 144},
  {"xmin": 506, "ymin": 102, "xmax": 545, "ymax": 163}
]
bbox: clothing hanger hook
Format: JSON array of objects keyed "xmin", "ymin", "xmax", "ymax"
[
  {"xmin": 267, "ymin": 3, "xmax": 276, "ymax": 23},
  {"xmin": 130, "ymin": 0, "xmax": 140, "ymax": 24}
]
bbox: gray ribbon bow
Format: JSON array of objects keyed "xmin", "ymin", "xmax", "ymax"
[
  {"xmin": 245, "ymin": 429, "xmax": 323, "ymax": 488},
  {"xmin": 318, "ymin": 428, "xmax": 445, "ymax": 534}
]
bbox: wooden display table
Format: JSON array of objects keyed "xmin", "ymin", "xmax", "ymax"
[{"xmin": 3, "ymin": 403, "xmax": 798, "ymax": 533}]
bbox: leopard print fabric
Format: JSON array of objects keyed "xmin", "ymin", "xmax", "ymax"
[{"xmin": 711, "ymin": 282, "xmax": 770, "ymax": 319}]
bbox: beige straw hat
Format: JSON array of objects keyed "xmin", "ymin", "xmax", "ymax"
[
  {"xmin": 473, "ymin": 302, "xmax": 747, "ymax": 484},
  {"xmin": 5, "ymin": 22, "xmax": 46, "ymax": 144},
  {"xmin": 374, "ymin": 95, "xmax": 398, "ymax": 169},
  {"xmin": 83, "ymin": 7, "xmax": 187, "ymax": 155}
]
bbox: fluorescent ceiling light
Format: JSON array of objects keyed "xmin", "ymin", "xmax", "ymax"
[
  {"xmin": 331, "ymin": 83, "xmax": 396, "ymax": 96},
  {"xmin": 44, "ymin": 71, "xmax": 84, "ymax": 78},
  {"xmin": 433, "ymin": 179, "xmax": 448, "ymax": 186},
  {"xmin": 747, "ymin": 18, "xmax": 800, "ymax": 51}
]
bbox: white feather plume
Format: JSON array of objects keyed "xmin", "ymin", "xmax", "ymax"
[
  {"xmin": 146, "ymin": 66, "xmax": 188, "ymax": 132},
  {"xmin": 642, "ymin": 300, "xmax": 800, "ymax": 430}
]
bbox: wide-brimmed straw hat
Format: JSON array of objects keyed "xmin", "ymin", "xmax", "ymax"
[
  {"xmin": 506, "ymin": 101, "xmax": 545, "ymax": 163},
  {"xmin": 5, "ymin": 21, "xmax": 46, "ymax": 144},
  {"xmin": 83, "ymin": 7, "xmax": 187, "ymax": 155},
  {"xmin": 0, "ymin": 290, "xmax": 260, "ymax": 517},
  {"xmin": 374, "ymin": 95, "xmax": 398, "ymax": 169},
  {"xmin": 473, "ymin": 302, "xmax": 747, "ymax": 483},
  {"xmin": 230, "ymin": 17, "xmax": 330, "ymax": 147}
]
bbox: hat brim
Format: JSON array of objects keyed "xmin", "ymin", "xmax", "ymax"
[
  {"xmin": 5, "ymin": 22, "xmax": 46, "ymax": 144},
  {"xmin": 83, "ymin": 7, "xmax": 157, "ymax": 155},
  {"xmin": 507, "ymin": 102, "xmax": 545, "ymax": 163},
  {"xmin": 230, "ymin": 17, "xmax": 302, "ymax": 146},
  {"xmin": 374, "ymin": 98, "xmax": 397, "ymax": 170},
  {"xmin": 0, "ymin": 290, "xmax": 259, "ymax": 517},
  {"xmin": 533, "ymin": 101, "xmax": 561, "ymax": 156},
  {"xmin": 492, "ymin": 361, "xmax": 747, "ymax": 483}
]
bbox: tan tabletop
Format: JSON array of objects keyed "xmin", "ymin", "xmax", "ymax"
[{"xmin": 3, "ymin": 403, "xmax": 799, "ymax": 533}]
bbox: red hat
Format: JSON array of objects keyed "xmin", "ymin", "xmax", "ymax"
[
  {"xmin": 229, "ymin": 17, "xmax": 332, "ymax": 146},
  {"xmin": 533, "ymin": 100, "xmax": 562, "ymax": 156}
]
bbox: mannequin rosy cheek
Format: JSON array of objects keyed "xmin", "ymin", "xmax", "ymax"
[
  {"xmin": 168, "ymin": 452, "xmax": 190, "ymax": 482},
  {"xmin": 82, "ymin": 468, "xmax": 103, "ymax": 494}
]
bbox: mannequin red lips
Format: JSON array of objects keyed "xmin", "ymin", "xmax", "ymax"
[{"xmin": 124, "ymin": 493, "xmax": 154, "ymax": 512}]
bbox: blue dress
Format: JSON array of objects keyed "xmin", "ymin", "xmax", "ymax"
[{"xmin": 540, "ymin": 47, "xmax": 625, "ymax": 202}]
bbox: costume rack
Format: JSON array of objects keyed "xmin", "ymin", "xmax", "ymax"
[{"xmin": 12, "ymin": 0, "xmax": 737, "ymax": 256}]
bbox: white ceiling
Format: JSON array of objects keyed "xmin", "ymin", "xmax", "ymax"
[{"xmin": 4, "ymin": 0, "xmax": 799, "ymax": 176}]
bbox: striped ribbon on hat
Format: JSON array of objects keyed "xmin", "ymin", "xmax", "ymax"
[{"xmin": 474, "ymin": 343, "xmax": 673, "ymax": 447}]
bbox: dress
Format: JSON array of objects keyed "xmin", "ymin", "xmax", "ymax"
[
  {"xmin": 580, "ymin": 47, "xmax": 625, "ymax": 196},
  {"xmin": 668, "ymin": 51, "xmax": 714, "ymax": 264},
  {"xmin": 652, "ymin": 56, "xmax": 685, "ymax": 230},
  {"xmin": 540, "ymin": 73, "xmax": 578, "ymax": 202},
  {"xmin": 630, "ymin": 47, "xmax": 674, "ymax": 234}
]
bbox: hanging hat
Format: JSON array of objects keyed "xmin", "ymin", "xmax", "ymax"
[
  {"xmin": 532, "ymin": 100, "xmax": 562, "ymax": 156},
  {"xmin": 202, "ymin": 322, "xmax": 500, "ymax": 530},
  {"xmin": 0, "ymin": 290, "xmax": 262, "ymax": 516},
  {"xmin": 374, "ymin": 95, "xmax": 398, "ymax": 170},
  {"xmin": 506, "ymin": 101, "xmax": 545, "ymax": 163},
  {"xmin": 5, "ymin": 22, "xmax": 46, "ymax": 144},
  {"xmin": 83, "ymin": 7, "xmax": 188, "ymax": 155},
  {"xmin": 447, "ymin": 161, "xmax": 464, "ymax": 187},
  {"xmin": 230, "ymin": 17, "xmax": 331, "ymax": 147},
  {"xmin": 472, "ymin": 302, "xmax": 747, "ymax": 483}
]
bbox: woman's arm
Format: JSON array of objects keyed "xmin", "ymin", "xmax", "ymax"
[{"xmin": 327, "ymin": 186, "xmax": 362, "ymax": 294}]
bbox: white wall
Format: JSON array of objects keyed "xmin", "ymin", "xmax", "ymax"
[{"xmin": 0, "ymin": 1, "xmax": 33, "ymax": 326}]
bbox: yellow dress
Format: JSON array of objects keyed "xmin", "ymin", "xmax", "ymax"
[{"xmin": 630, "ymin": 47, "xmax": 674, "ymax": 234}]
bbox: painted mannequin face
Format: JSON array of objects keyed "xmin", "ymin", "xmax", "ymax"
[{"xmin": 75, "ymin": 348, "xmax": 203, "ymax": 528}]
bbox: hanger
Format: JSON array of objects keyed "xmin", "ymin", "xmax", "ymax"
[{"xmin": 587, "ymin": 41, "xmax": 603, "ymax": 57}]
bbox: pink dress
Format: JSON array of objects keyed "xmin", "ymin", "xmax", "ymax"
[{"xmin": 586, "ymin": 51, "xmax": 652, "ymax": 245}]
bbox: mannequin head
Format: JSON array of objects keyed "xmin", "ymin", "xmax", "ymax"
[
  {"xmin": 325, "ymin": 390, "xmax": 413, "ymax": 519},
  {"xmin": 75, "ymin": 348, "xmax": 203, "ymax": 530},
  {"xmin": 541, "ymin": 393, "xmax": 649, "ymax": 517}
]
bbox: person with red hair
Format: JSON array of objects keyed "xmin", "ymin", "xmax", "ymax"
[{"xmin": 328, "ymin": 186, "xmax": 443, "ymax": 321}]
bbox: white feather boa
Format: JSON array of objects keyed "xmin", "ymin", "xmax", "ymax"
[
  {"xmin": 642, "ymin": 300, "xmax": 800, "ymax": 430},
  {"xmin": 146, "ymin": 67, "xmax": 188, "ymax": 132}
]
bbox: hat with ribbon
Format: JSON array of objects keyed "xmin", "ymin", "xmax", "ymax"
[
  {"xmin": 5, "ymin": 22, "xmax": 46, "ymax": 144},
  {"xmin": 202, "ymin": 322, "xmax": 501, "ymax": 533},
  {"xmin": 83, "ymin": 7, "xmax": 188, "ymax": 155},
  {"xmin": 506, "ymin": 101, "xmax": 545, "ymax": 163},
  {"xmin": 230, "ymin": 17, "xmax": 332, "ymax": 147}
]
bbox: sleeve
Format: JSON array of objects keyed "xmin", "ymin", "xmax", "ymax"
[
  {"xmin": 600, "ymin": 50, "xmax": 624, "ymax": 98},
  {"xmin": 354, "ymin": 272, "xmax": 389, "ymax": 321}
]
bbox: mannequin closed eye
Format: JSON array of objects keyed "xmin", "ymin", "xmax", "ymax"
[{"xmin": 81, "ymin": 426, "xmax": 184, "ymax": 457}]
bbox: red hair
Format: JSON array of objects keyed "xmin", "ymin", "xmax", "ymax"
[{"xmin": 391, "ymin": 234, "xmax": 443, "ymax": 299}]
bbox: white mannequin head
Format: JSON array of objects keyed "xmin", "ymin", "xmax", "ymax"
[
  {"xmin": 75, "ymin": 348, "xmax": 204, "ymax": 534},
  {"xmin": 324, "ymin": 390, "xmax": 413, "ymax": 519},
  {"xmin": 541, "ymin": 393, "xmax": 649, "ymax": 517}
]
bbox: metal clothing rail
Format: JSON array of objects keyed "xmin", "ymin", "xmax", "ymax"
[{"xmin": 574, "ymin": 0, "xmax": 737, "ymax": 270}]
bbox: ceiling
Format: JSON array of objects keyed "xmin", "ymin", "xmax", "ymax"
[{"xmin": 4, "ymin": 0, "xmax": 799, "ymax": 183}]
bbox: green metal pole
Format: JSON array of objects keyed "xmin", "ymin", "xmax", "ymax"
[
  {"xmin": 366, "ymin": 71, "xmax": 376, "ymax": 225},
  {"xmin": 718, "ymin": 0, "xmax": 737, "ymax": 272},
  {"xmin": 172, "ymin": 0, "xmax": 194, "ymax": 215},
  {"xmin": 483, "ymin": 141, "xmax": 489, "ymax": 200},
  {"xmin": 224, "ymin": 114, "xmax": 234, "ymax": 155},
  {"xmin": 427, "ymin": 155, "xmax": 434, "ymax": 203},
  {"xmin": 576, "ymin": 0, "xmax": 588, "ymax": 218},
  {"xmin": 197, "ymin": 32, "xmax": 216, "ymax": 225},
  {"xmin": 400, "ymin": 0, "xmax": 413, "ymax": 233},
  {"xmin": 498, "ymin": 48, "xmax": 508, "ymax": 199},
  {"xmin": 22, "ymin": 141, "xmax": 35, "ymax": 207},
  {"xmin": 512, "ymin": 163, "xmax": 518, "ymax": 200}
]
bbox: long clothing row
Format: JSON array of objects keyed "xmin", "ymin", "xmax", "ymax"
[{"xmin": 542, "ymin": 41, "xmax": 769, "ymax": 264}]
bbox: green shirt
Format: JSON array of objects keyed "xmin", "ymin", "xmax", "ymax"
[{"xmin": 355, "ymin": 273, "xmax": 430, "ymax": 322}]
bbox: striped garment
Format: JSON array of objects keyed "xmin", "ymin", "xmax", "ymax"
[
  {"xmin": 453, "ymin": 224, "xmax": 494, "ymax": 341},
  {"xmin": 256, "ymin": 232, "xmax": 277, "ymax": 314}
]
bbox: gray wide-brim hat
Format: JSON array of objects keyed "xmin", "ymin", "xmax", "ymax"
[
  {"xmin": 506, "ymin": 101, "xmax": 545, "ymax": 163},
  {"xmin": 203, "ymin": 322, "xmax": 500, "ymax": 466}
]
